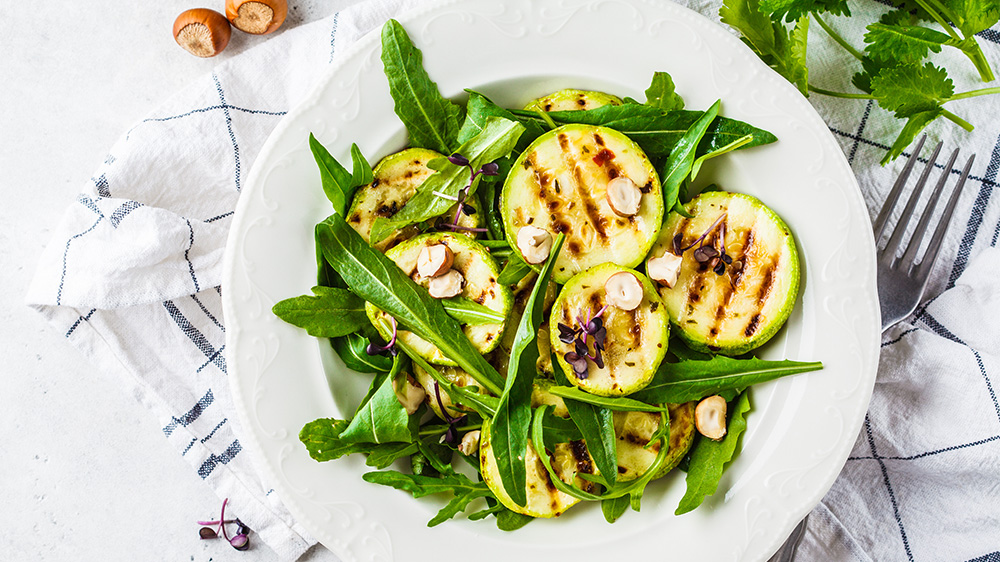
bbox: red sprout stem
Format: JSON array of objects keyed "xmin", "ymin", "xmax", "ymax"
[
  {"xmin": 219, "ymin": 498, "xmax": 230, "ymax": 541},
  {"xmin": 680, "ymin": 213, "xmax": 727, "ymax": 252},
  {"xmin": 197, "ymin": 519, "xmax": 237, "ymax": 526}
]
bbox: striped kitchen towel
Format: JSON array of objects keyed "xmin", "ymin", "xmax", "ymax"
[{"xmin": 25, "ymin": 0, "xmax": 1000, "ymax": 560}]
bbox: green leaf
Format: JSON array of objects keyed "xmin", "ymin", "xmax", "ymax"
[
  {"xmin": 365, "ymin": 442, "xmax": 419, "ymax": 469},
  {"xmin": 871, "ymin": 62, "xmax": 953, "ymax": 118},
  {"xmin": 660, "ymin": 101, "xmax": 721, "ymax": 210},
  {"xmin": 720, "ymin": 0, "xmax": 810, "ymax": 95},
  {"xmin": 690, "ymin": 133, "xmax": 754, "ymax": 182},
  {"xmin": 309, "ymin": 133, "xmax": 356, "ymax": 215},
  {"xmin": 491, "ymin": 234, "xmax": 565, "ymax": 507},
  {"xmin": 881, "ymin": 108, "xmax": 944, "ymax": 165},
  {"xmin": 300, "ymin": 418, "xmax": 418, "ymax": 463},
  {"xmin": 441, "ymin": 296, "xmax": 506, "ymax": 325},
  {"xmin": 497, "ymin": 252, "xmax": 533, "ymax": 286},
  {"xmin": 369, "ymin": 116, "xmax": 524, "ymax": 244},
  {"xmin": 331, "ymin": 332, "xmax": 394, "ymax": 373},
  {"xmin": 496, "ymin": 507, "xmax": 535, "ymax": 530},
  {"xmin": 676, "ymin": 391, "xmax": 751, "ymax": 514},
  {"xmin": 460, "ymin": 90, "xmax": 545, "ymax": 150},
  {"xmin": 547, "ymin": 386, "xmax": 669, "ymax": 413},
  {"xmin": 272, "ymin": 286, "xmax": 369, "ymax": 338},
  {"xmin": 758, "ymin": 0, "xmax": 850, "ymax": 22},
  {"xmin": 602, "ymin": 495, "xmax": 630, "ymax": 523},
  {"xmin": 947, "ymin": 0, "xmax": 1000, "ymax": 36},
  {"xmin": 362, "ymin": 470, "xmax": 492, "ymax": 526},
  {"xmin": 565, "ymin": 400, "xmax": 617, "ymax": 487},
  {"xmin": 340, "ymin": 354, "xmax": 412, "ymax": 444},
  {"xmin": 380, "ymin": 20, "xmax": 462, "ymax": 154},
  {"xmin": 852, "ymin": 56, "xmax": 897, "ymax": 94},
  {"xmin": 396, "ymin": 338, "xmax": 499, "ymax": 417},
  {"xmin": 864, "ymin": 21, "xmax": 949, "ymax": 63},
  {"xmin": 539, "ymin": 409, "xmax": 584, "ymax": 444},
  {"xmin": 316, "ymin": 213, "xmax": 505, "ymax": 395},
  {"xmin": 350, "ymin": 144, "xmax": 374, "ymax": 188},
  {"xmin": 475, "ymin": 179, "xmax": 506, "ymax": 241},
  {"xmin": 644, "ymin": 72, "xmax": 685, "ymax": 111},
  {"xmin": 631, "ymin": 355, "xmax": 822, "ymax": 404}
]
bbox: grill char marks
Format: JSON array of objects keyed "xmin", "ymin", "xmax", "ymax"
[
  {"xmin": 557, "ymin": 132, "xmax": 608, "ymax": 242},
  {"xmin": 593, "ymin": 132, "xmax": 627, "ymax": 182}
]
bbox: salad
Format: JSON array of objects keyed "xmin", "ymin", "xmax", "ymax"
[{"xmin": 273, "ymin": 18, "xmax": 823, "ymax": 529}]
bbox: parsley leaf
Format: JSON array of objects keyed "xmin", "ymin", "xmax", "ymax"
[
  {"xmin": 871, "ymin": 62, "xmax": 954, "ymax": 118},
  {"xmin": 758, "ymin": 0, "xmax": 849, "ymax": 23},
  {"xmin": 882, "ymin": 108, "xmax": 944, "ymax": 165},
  {"xmin": 720, "ymin": 0, "xmax": 810, "ymax": 95},
  {"xmin": 863, "ymin": 20, "xmax": 950, "ymax": 63}
]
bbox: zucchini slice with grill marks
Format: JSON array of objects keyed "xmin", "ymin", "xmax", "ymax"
[
  {"xmin": 412, "ymin": 364, "xmax": 490, "ymax": 420},
  {"xmin": 346, "ymin": 148, "xmax": 478, "ymax": 252},
  {"xmin": 480, "ymin": 418, "xmax": 597, "ymax": 518},
  {"xmin": 502, "ymin": 124, "xmax": 663, "ymax": 283},
  {"xmin": 614, "ymin": 402, "xmax": 695, "ymax": 480},
  {"xmin": 550, "ymin": 263, "xmax": 669, "ymax": 396},
  {"xmin": 524, "ymin": 89, "xmax": 623, "ymax": 112},
  {"xmin": 649, "ymin": 191, "xmax": 800, "ymax": 355},
  {"xmin": 366, "ymin": 233, "xmax": 511, "ymax": 365}
]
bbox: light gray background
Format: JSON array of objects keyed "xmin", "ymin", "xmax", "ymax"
[{"xmin": 1, "ymin": 1, "xmax": 358, "ymax": 560}]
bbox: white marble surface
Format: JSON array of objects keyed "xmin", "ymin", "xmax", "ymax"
[{"xmin": 0, "ymin": 1, "xmax": 356, "ymax": 560}]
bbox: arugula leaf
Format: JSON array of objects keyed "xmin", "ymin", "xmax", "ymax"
[
  {"xmin": 497, "ymin": 252, "xmax": 533, "ymax": 286},
  {"xmin": 675, "ymin": 391, "xmax": 751, "ymax": 514},
  {"xmin": 496, "ymin": 507, "xmax": 535, "ymax": 530},
  {"xmin": 565, "ymin": 400, "xmax": 617, "ymax": 487},
  {"xmin": 362, "ymin": 469, "xmax": 492, "ymax": 526},
  {"xmin": 350, "ymin": 144, "xmax": 374, "ymax": 188},
  {"xmin": 309, "ymin": 134, "xmax": 364, "ymax": 216},
  {"xmin": 660, "ymin": 101, "xmax": 720, "ymax": 212},
  {"xmin": 369, "ymin": 116, "xmax": 524, "ymax": 244},
  {"xmin": 602, "ymin": 495, "xmax": 630, "ymax": 523},
  {"xmin": 300, "ymin": 418, "xmax": 418, "ymax": 463},
  {"xmin": 882, "ymin": 108, "xmax": 944, "ymax": 165},
  {"xmin": 340, "ymin": 353, "xmax": 412, "ymax": 444},
  {"xmin": 441, "ymin": 296, "xmax": 506, "ymax": 325},
  {"xmin": 720, "ymin": 0, "xmax": 810, "ymax": 95},
  {"xmin": 644, "ymin": 72, "xmax": 685, "ymax": 111},
  {"xmin": 475, "ymin": 179, "xmax": 506, "ymax": 240},
  {"xmin": 758, "ymin": 0, "xmax": 849, "ymax": 22},
  {"xmin": 871, "ymin": 62, "xmax": 953, "ymax": 118},
  {"xmin": 547, "ymin": 386, "xmax": 668, "ymax": 413},
  {"xmin": 395, "ymin": 337, "xmax": 499, "ymax": 418},
  {"xmin": 365, "ymin": 442, "xmax": 419, "ymax": 469},
  {"xmin": 491, "ymin": 234, "xmax": 564, "ymax": 507},
  {"xmin": 380, "ymin": 20, "xmax": 462, "ymax": 154},
  {"xmin": 631, "ymin": 355, "xmax": 822, "ymax": 404},
  {"xmin": 331, "ymin": 332, "xmax": 394, "ymax": 373},
  {"xmin": 460, "ymin": 90, "xmax": 545, "ymax": 150},
  {"xmin": 539, "ymin": 409, "xmax": 584, "ymax": 443},
  {"xmin": 316, "ymin": 213, "xmax": 504, "ymax": 395},
  {"xmin": 272, "ymin": 286, "xmax": 369, "ymax": 338},
  {"xmin": 690, "ymin": 134, "xmax": 754, "ymax": 182}
]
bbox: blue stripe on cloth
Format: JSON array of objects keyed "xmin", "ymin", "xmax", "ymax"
[
  {"xmin": 948, "ymin": 133, "xmax": 1000, "ymax": 288},
  {"xmin": 126, "ymin": 105, "xmax": 286, "ymax": 140},
  {"xmin": 65, "ymin": 308, "xmax": 97, "ymax": 338},
  {"xmin": 205, "ymin": 211, "xmax": 234, "ymax": 223},
  {"xmin": 882, "ymin": 327, "xmax": 920, "ymax": 347},
  {"xmin": 57, "ymin": 199, "xmax": 105, "ymax": 306},
  {"xmin": 849, "ymin": 434, "xmax": 1000, "ymax": 461},
  {"xmin": 196, "ymin": 344, "xmax": 226, "ymax": 374},
  {"xmin": 184, "ymin": 219, "xmax": 201, "ymax": 293},
  {"xmin": 110, "ymin": 201, "xmax": 142, "ymax": 228},
  {"xmin": 163, "ymin": 390, "xmax": 214, "ymax": 436},
  {"xmin": 212, "ymin": 74, "xmax": 242, "ymax": 192},
  {"xmin": 847, "ymin": 100, "xmax": 874, "ymax": 165},
  {"xmin": 968, "ymin": 552, "xmax": 1000, "ymax": 562},
  {"xmin": 182, "ymin": 438, "xmax": 197, "ymax": 456},
  {"xmin": 77, "ymin": 194, "xmax": 101, "ymax": 215},
  {"xmin": 94, "ymin": 174, "xmax": 111, "ymax": 198},
  {"xmin": 192, "ymin": 294, "xmax": 224, "ymax": 331},
  {"xmin": 863, "ymin": 415, "xmax": 914, "ymax": 561},
  {"xmin": 197, "ymin": 440, "xmax": 242, "ymax": 479},
  {"xmin": 163, "ymin": 300, "xmax": 226, "ymax": 372},
  {"xmin": 200, "ymin": 419, "xmax": 228, "ymax": 443},
  {"xmin": 329, "ymin": 12, "xmax": 340, "ymax": 63}
]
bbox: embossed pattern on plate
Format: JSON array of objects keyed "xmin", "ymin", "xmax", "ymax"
[{"xmin": 221, "ymin": 1, "xmax": 880, "ymax": 560}]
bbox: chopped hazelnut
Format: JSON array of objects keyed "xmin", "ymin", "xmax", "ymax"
[
  {"xmin": 604, "ymin": 271, "xmax": 643, "ymax": 311},
  {"xmin": 458, "ymin": 430, "xmax": 481, "ymax": 456},
  {"xmin": 605, "ymin": 176, "xmax": 642, "ymax": 217},
  {"xmin": 647, "ymin": 252, "xmax": 683, "ymax": 288},
  {"xmin": 393, "ymin": 374, "xmax": 426, "ymax": 415},
  {"xmin": 428, "ymin": 269, "xmax": 464, "ymax": 299},
  {"xmin": 516, "ymin": 226, "xmax": 553, "ymax": 265},
  {"xmin": 695, "ymin": 395, "xmax": 728, "ymax": 441},
  {"xmin": 416, "ymin": 244, "xmax": 454, "ymax": 279}
]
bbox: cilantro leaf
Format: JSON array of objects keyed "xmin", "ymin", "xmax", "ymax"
[
  {"xmin": 863, "ymin": 21, "xmax": 949, "ymax": 63},
  {"xmin": 946, "ymin": 0, "xmax": 1000, "ymax": 36},
  {"xmin": 871, "ymin": 62, "xmax": 953, "ymax": 118},
  {"xmin": 362, "ymin": 469, "xmax": 492, "ymax": 526},
  {"xmin": 758, "ymin": 0, "xmax": 849, "ymax": 22},
  {"xmin": 882, "ymin": 108, "xmax": 944, "ymax": 165},
  {"xmin": 644, "ymin": 72, "xmax": 685, "ymax": 111},
  {"xmin": 720, "ymin": 0, "xmax": 810, "ymax": 95}
]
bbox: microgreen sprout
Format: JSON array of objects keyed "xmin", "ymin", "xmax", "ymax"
[
  {"xmin": 433, "ymin": 382, "xmax": 467, "ymax": 445},
  {"xmin": 558, "ymin": 305, "xmax": 609, "ymax": 379},
  {"xmin": 197, "ymin": 499, "xmax": 252, "ymax": 552},
  {"xmin": 366, "ymin": 317, "xmax": 399, "ymax": 357},
  {"xmin": 439, "ymin": 153, "xmax": 497, "ymax": 234},
  {"xmin": 672, "ymin": 213, "xmax": 734, "ymax": 277}
]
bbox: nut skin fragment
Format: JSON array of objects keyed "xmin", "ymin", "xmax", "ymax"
[
  {"xmin": 393, "ymin": 374, "xmax": 426, "ymax": 415},
  {"xmin": 428, "ymin": 269, "xmax": 464, "ymax": 299},
  {"xmin": 605, "ymin": 176, "xmax": 642, "ymax": 217},
  {"xmin": 695, "ymin": 395, "xmax": 728, "ymax": 441},
  {"xmin": 416, "ymin": 244, "xmax": 454, "ymax": 279},
  {"xmin": 648, "ymin": 252, "xmax": 683, "ymax": 288},
  {"xmin": 173, "ymin": 9, "xmax": 232, "ymax": 58},
  {"xmin": 604, "ymin": 271, "xmax": 643, "ymax": 311},
  {"xmin": 458, "ymin": 430, "xmax": 481, "ymax": 456},
  {"xmin": 516, "ymin": 226, "xmax": 553, "ymax": 265},
  {"xmin": 225, "ymin": 0, "xmax": 287, "ymax": 35}
]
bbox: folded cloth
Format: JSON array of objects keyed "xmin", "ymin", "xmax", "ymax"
[{"xmin": 26, "ymin": 0, "xmax": 1000, "ymax": 560}]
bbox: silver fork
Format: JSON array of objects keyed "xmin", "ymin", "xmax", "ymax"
[
  {"xmin": 767, "ymin": 136, "xmax": 975, "ymax": 562},
  {"xmin": 873, "ymin": 135, "xmax": 975, "ymax": 332}
]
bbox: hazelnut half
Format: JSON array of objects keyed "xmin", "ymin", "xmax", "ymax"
[
  {"xmin": 516, "ymin": 226, "xmax": 553, "ymax": 265},
  {"xmin": 647, "ymin": 252, "xmax": 683, "ymax": 288},
  {"xmin": 173, "ymin": 9, "xmax": 232, "ymax": 58},
  {"xmin": 428, "ymin": 269, "xmax": 464, "ymax": 299},
  {"xmin": 458, "ymin": 430, "xmax": 481, "ymax": 456},
  {"xmin": 393, "ymin": 374, "xmax": 426, "ymax": 415},
  {"xmin": 695, "ymin": 395, "xmax": 728, "ymax": 441},
  {"xmin": 225, "ymin": 0, "xmax": 288, "ymax": 35},
  {"xmin": 416, "ymin": 244, "xmax": 454, "ymax": 279},
  {"xmin": 605, "ymin": 176, "xmax": 642, "ymax": 217},
  {"xmin": 604, "ymin": 271, "xmax": 643, "ymax": 311}
]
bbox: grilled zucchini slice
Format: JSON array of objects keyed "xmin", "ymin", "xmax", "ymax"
[
  {"xmin": 502, "ymin": 124, "xmax": 663, "ymax": 283},
  {"xmin": 614, "ymin": 402, "xmax": 695, "ymax": 480},
  {"xmin": 480, "ymin": 418, "xmax": 597, "ymax": 518},
  {"xmin": 346, "ymin": 148, "xmax": 478, "ymax": 251},
  {"xmin": 524, "ymin": 89, "xmax": 623, "ymax": 112},
  {"xmin": 550, "ymin": 263, "xmax": 669, "ymax": 396},
  {"xmin": 412, "ymin": 364, "xmax": 490, "ymax": 420},
  {"xmin": 649, "ymin": 191, "xmax": 799, "ymax": 355},
  {"xmin": 366, "ymin": 233, "xmax": 512, "ymax": 365}
]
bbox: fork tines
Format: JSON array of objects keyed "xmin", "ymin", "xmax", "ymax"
[{"xmin": 873, "ymin": 135, "xmax": 975, "ymax": 276}]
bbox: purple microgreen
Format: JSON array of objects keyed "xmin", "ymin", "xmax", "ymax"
[
  {"xmin": 480, "ymin": 162, "xmax": 499, "ymax": 176},
  {"xmin": 713, "ymin": 261, "xmax": 726, "ymax": 275},
  {"xmin": 574, "ymin": 338, "xmax": 589, "ymax": 358},
  {"xmin": 432, "ymin": 383, "xmax": 467, "ymax": 445},
  {"xmin": 448, "ymin": 153, "xmax": 470, "ymax": 167},
  {"xmin": 365, "ymin": 317, "xmax": 398, "ymax": 356},
  {"xmin": 591, "ymin": 345, "xmax": 605, "ymax": 369},
  {"xmin": 679, "ymin": 212, "xmax": 728, "ymax": 253},
  {"xmin": 557, "ymin": 322, "xmax": 580, "ymax": 344},
  {"xmin": 692, "ymin": 245, "xmax": 719, "ymax": 263},
  {"xmin": 722, "ymin": 253, "xmax": 733, "ymax": 265},
  {"xmin": 672, "ymin": 233, "xmax": 684, "ymax": 256},
  {"xmin": 199, "ymin": 527, "xmax": 218, "ymax": 540},
  {"xmin": 592, "ymin": 325, "xmax": 607, "ymax": 348},
  {"xmin": 219, "ymin": 499, "xmax": 230, "ymax": 541},
  {"xmin": 564, "ymin": 352, "xmax": 589, "ymax": 378},
  {"xmin": 461, "ymin": 203, "xmax": 476, "ymax": 215},
  {"xmin": 584, "ymin": 314, "xmax": 605, "ymax": 336},
  {"xmin": 230, "ymin": 533, "xmax": 250, "ymax": 551}
]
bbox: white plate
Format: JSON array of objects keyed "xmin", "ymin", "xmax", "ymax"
[{"xmin": 222, "ymin": 1, "xmax": 881, "ymax": 560}]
